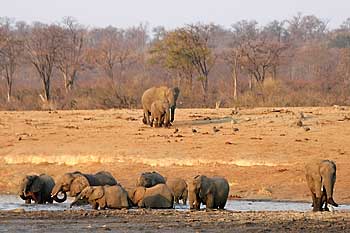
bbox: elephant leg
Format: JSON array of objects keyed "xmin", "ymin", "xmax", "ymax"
[
  {"xmin": 91, "ymin": 202, "xmax": 99, "ymax": 210},
  {"xmin": 310, "ymin": 191, "xmax": 316, "ymax": 207},
  {"xmin": 205, "ymin": 194, "xmax": 215, "ymax": 209},
  {"xmin": 313, "ymin": 179, "xmax": 322, "ymax": 211},
  {"xmin": 313, "ymin": 197, "xmax": 322, "ymax": 212}
]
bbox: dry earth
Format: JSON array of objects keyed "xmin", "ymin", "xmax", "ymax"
[
  {"xmin": 1, "ymin": 107, "xmax": 350, "ymax": 232},
  {"xmin": 1, "ymin": 107, "xmax": 350, "ymax": 203}
]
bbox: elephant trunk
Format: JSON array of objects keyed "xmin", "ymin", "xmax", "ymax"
[
  {"xmin": 53, "ymin": 191, "xmax": 67, "ymax": 203},
  {"xmin": 51, "ymin": 184, "xmax": 63, "ymax": 198},
  {"xmin": 170, "ymin": 106, "xmax": 176, "ymax": 123}
]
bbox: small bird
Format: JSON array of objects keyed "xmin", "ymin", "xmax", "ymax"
[
  {"xmin": 192, "ymin": 128, "xmax": 197, "ymax": 133},
  {"xmin": 212, "ymin": 126, "xmax": 220, "ymax": 133},
  {"xmin": 173, "ymin": 128, "xmax": 179, "ymax": 134}
]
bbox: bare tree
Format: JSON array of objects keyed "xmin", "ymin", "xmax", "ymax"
[
  {"xmin": 0, "ymin": 18, "xmax": 23, "ymax": 102},
  {"xmin": 57, "ymin": 17, "xmax": 85, "ymax": 93},
  {"xmin": 24, "ymin": 23, "xmax": 63, "ymax": 102}
]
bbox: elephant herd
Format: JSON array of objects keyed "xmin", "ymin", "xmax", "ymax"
[
  {"xmin": 18, "ymin": 170, "xmax": 230, "ymax": 210},
  {"xmin": 16, "ymin": 86, "xmax": 339, "ymax": 212},
  {"xmin": 18, "ymin": 159, "xmax": 338, "ymax": 212}
]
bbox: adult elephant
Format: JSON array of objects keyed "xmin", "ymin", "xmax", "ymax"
[
  {"xmin": 51, "ymin": 171, "xmax": 118, "ymax": 201},
  {"xmin": 70, "ymin": 185, "xmax": 131, "ymax": 210},
  {"xmin": 305, "ymin": 160, "xmax": 338, "ymax": 211},
  {"xmin": 189, "ymin": 175, "xmax": 229, "ymax": 210},
  {"xmin": 19, "ymin": 174, "xmax": 67, "ymax": 204},
  {"xmin": 129, "ymin": 184, "xmax": 174, "ymax": 209},
  {"xmin": 141, "ymin": 86, "xmax": 180, "ymax": 126}
]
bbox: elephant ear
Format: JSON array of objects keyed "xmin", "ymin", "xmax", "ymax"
[
  {"xmin": 70, "ymin": 175, "xmax": 90, "ymax": 196},
  {"xmin": 30, "ymin": 175, "xmax": 43, "ymax": 193},
  {"xmin": 198, "ymin": 176, "xmax": 211, "ymax": 199},
  {"xmin": 89, "ymin": 187, "xmax": 104, "ymax": 201},
  {"xmin": 132, "ymin": 187, "xmax": 146, "ymax": 205}
]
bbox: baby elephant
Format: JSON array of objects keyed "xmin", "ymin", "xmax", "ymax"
[
  {"xmin": 70, "ymin": 185, "xmax": 131, "ymax": 210},
  {"xmin": 150, "ymin": 100, "xmax": 171, "ymax": 127},
  {"xmin": 19, "ymin": 174, "xmax": 67, "ymax": 204},
  {"xmin": 136, "ymin": 171, "xmax": 166, "ymax": 188},
  {"xmin": 166, "ymin": 178, "xmax": 188, "ymax": 204},
  {"xmin": 189, "ymin": 175, "xmax": 229, "ymax": 210},
  {"xmin": 129, "ymin": 183, "xmax": 174, "ymax": 209},
  {"xmin": 305, "ymin": 159, "xmax": 338, "ymax": 211}
]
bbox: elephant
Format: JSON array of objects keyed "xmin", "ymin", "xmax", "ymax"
[
  {"xmin": 18, "ymin": 174, "xmax": 67, "ymax": 204},
  {"xmin": 129, "ymin": 184, "xmax": 174, "ymax": 209},
  {"xmin": 141, "ymin": 86, "xmax": 180, "ymax": 126},
  {"xmin": 136, "ymin": 171, "xmax": 166, "ymax": 188},
  {"xmin": 70, "ymin": 185, "xmax": 131, "ymax": 210},
  {"xmin": 166, "ymin": 178, "xmax": 188, "ymax": 204},
  {"xmin": 188, "ymin": 175, "xmax": 229, "ymax": 210},
  {"xmin": 305, "ymin": 160, "xmax": 338, "ymax": 211},
  {"xmin": 150, "ymin": 100, "xmax": 170, "ymax": 127},
  {"xmin": 51, "ymin": 171, "xmax": 118, "ymax": 201}
]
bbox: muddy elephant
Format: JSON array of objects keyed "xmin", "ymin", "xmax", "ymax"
[
  {"xmin": 305, "ymin": 160, "xmax": 338, "ymax": 211},
  {"xmin": 51, "ymin": 171, "xmax": 118, "ymax": 200},
  {"xmin": 70, "ymin": 185, "xmax": 131, "ymax": 209},
  {"xmin": 129, "ymin": 184, "xmax": 174, "ymax": 209},
  {"xmin": 150, "ymin": 100, "xmax": 170, "ymax": 127},
  {"xmin": 189, "ymin": 175, "xmax": 229, "ymax": 210},
  {"xmin": 136, "ymin": 171, "xmax": 166, "ymax": 188},
  {"xmin": 19, "ymin": 174, "xmax": 67, "ymax": 204},
  {"xmin": 166, "ymin": 178, "xmax": 188, "ymax": 204},
  {"xmin": 141, "ymin": 86, "xmax": 180, "ymax": 126}
]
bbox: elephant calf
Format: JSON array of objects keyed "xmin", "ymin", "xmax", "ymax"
[
  {"xmin": 189, "ymin": 175, "xmax": 229, "ymax": 210},
  {"xmin": 150, "ymin": 100, "xmax": 171, "ymax": 127},
  {"xmin": 70, "ymin": 185, "xmax": 131, "ymax": 210},
  {"xmin": 129, "ymin": 183, "xmax": 174, "ymax": 209},
  {"xmin": 136, "ymin": 171, "xmax": 166, "ymax": 188},
  {"xmin": 19, "ymin": 174, "xmax": 67, "ymax": 204},
  {"xmin": 305, "ymin": 159, "xmax": 338, "ymax": 211},
  {"xmin": 166, "ymin": 178, "xmax": 188, "ymax": 204}
]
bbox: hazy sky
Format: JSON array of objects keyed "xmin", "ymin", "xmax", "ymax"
[{"xmin": 1, "ymin": 0, "xmax": 349, "ymax": 29}]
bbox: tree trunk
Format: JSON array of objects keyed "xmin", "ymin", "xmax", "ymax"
[{"xmin": 231, "ymin": 61, "xmax": 238, "ymax": 101}]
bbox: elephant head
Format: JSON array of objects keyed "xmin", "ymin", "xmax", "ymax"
[
  {"xmin": 129, "ymin": 186, "xmax": 146, "ymax": 207},
  {"xmin": 70, "ymin": 186, "xmax": 103, "ymax": 208},
  {"xmin": 51, "ymin": 172, "xmax": 88, "ymax": 198},
  {"xmin": 19, "ymin": 175, "xmax": 43, "ymax": 201},
  {"xmin": 166, "ymin": 87, "xmax": 180, "ymax": 122},
  {"xmin": 189, "ymin": 175, "xmax": 214, "ymax": 210}
]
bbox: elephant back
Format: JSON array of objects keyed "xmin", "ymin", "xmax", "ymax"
[
  {"xmin": 105, "ymin": 185, "xmax": 130, "ymax": 209},
  {"xmin": 142, "ymin": 184, "xmax": 174, "ymax": 209},
  {"xmin": 137, "ymin": 171, "xmax": 166, "ymax": 188},
  {"xmin": 94, "ymin": 171, "xmax": 118, "ymax": 185}
]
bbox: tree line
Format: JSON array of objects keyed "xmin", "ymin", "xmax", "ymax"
[{"xmin": 1, "ymin": 14, "xmax": 350, "ymax": 110}]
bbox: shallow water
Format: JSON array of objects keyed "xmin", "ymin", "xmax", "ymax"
[{"xmin": 1, "ymin": 195, "xmax": 349, "ymax": 212}]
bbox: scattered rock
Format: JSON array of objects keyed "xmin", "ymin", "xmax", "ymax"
[
  {"xmin": 232, "ymin": 127, "xmax": 239, "ymax": 132},
  {"xmin": 125, "ymin": 117, "xmax": 137, "ymax": 121},
  {"xmin": 250, "ymin": 137, "xmax": 262, "ymax": 140},
  {"xmin": 192, "ymin": 128, "xmax": 198, "ymax": 133},
  {"xmin": 174, "ymin": 128, "xmax": 179, "ymax": 134},
  {"xmin": 296, "ymin": 120, "xmax": 303, "ymax": 127},
  {"xmin": 203, "ymin": 117, "xmax": 211, "ymax": 121},
  {"xmin": 303, "ymin": 126, "xmax": 310, "ymax": 131},
  {"xmin": 225, "ymin": 141, "xmax": 233, "ymax": 145},
  {"xmin": 212, "ymin": 126, "xmax": 220, "ymax": 133}
]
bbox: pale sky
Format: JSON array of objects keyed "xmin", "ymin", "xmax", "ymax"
[{"xmin": 1, "ymin": 0, "xmax": 349, "ymax": 29}]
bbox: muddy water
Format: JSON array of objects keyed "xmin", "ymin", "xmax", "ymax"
[{"xmin": 1, "ymin": 195, "xmax": 350, "ymax": 212}]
